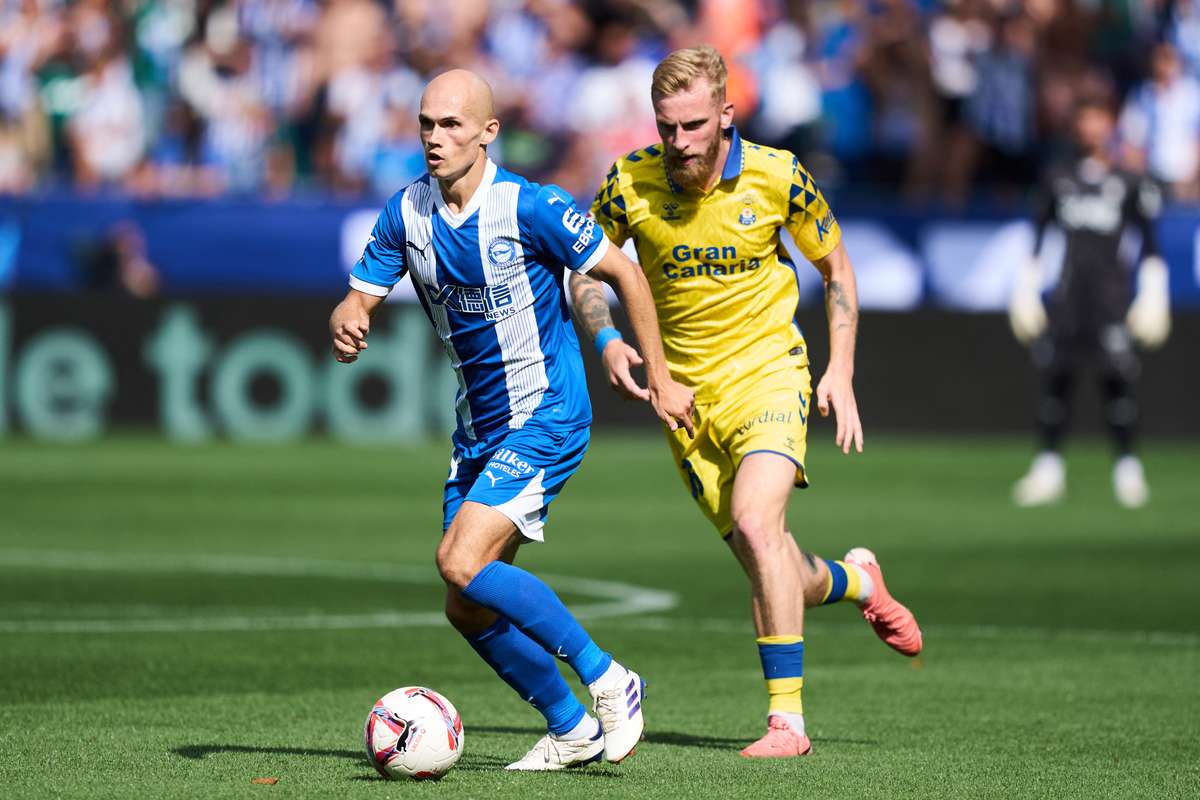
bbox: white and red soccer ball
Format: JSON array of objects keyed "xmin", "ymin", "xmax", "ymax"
[{"xmin": 364, "ymin": 686, "xmax": 464, "ymax": 780}]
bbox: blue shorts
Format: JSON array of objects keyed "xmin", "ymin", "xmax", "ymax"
[{"xmin": 442, "ymin": 421, "xmax": 590, "ymax": 542}]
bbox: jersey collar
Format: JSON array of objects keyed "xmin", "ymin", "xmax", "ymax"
[
  {"xmin": 720, "ymin": 126, "xmax": 744, "ymax": 182},
  {"xmin": 430, "ymin": 158, "xmax": 497, "ymax": 228},
  {"xmin": 665, "ymin": 126, "xmax": 744, "ymax": 194}
]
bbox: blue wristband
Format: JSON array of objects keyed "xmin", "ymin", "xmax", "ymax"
[{"xmin": 594, "ymin": 327, "xmax": 623, "ymax": 355}]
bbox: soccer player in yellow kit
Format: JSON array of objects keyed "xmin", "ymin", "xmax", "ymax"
[{"xmin": 570, "ymin": 46, "xmax": 923, "ymax": 757}]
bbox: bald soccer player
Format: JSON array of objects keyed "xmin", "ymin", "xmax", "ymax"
[{"xmin": 329, "ymin": 70, "xmax": 694, "ymax": 771}]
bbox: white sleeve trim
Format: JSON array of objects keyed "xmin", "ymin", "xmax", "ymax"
[
  {"xmin": 575, "ymin": 234, "xmax": 610, "ymax": 274},
  {"xmin": 349, "ymin": 275, "xmax": 392, "ymax": 297}
]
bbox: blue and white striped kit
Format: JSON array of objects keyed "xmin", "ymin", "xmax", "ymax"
[{"xmin": 350, "ymin": 159, "xmax": 609, "ymax": 441}]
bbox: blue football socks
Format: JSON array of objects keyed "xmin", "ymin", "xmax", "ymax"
[
  {"xmin": 464, "ymin": 616, "xmax": 586, "ymax": 735},
  {"xmin": 463, "ymin": 561, "xmax": 613, "ymax": 685}
]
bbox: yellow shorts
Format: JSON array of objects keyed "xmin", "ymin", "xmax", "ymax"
[{"xmin": 666, "ymin": 365, "xmax": 812, "ymax": 535}]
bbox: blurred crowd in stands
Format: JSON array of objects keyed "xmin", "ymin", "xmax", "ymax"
[{"xmin": 1, "ymin": 0, "xmax": 1198, "ymax": 205}]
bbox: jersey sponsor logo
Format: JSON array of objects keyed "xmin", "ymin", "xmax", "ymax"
[
  {"xmin": 735, "ymin": 409, "xmax": 796, "ymax": 437},
  {"xmin": 425, "ymin": 281, "xmax": 517, "ymax": 320},
  {"xmin": 486, "ymin": 448, "xmax": 535, "ymax": 480},
  {"xmin": 571, "ymin": 215, "xmax": 596, "ymax": 254},
  {"xmin": 661, "ymin": 243, "xmax": 761, "ymax": 280},
  {"xmin": 814, "ymin": 209, "xmax": 835, "ymax": 243},
  {"xmin": 561, "ymin": 207, "xmax": 586, "ymax": 234},
  {"xmin": 487, "ymin": 237, "xmax": 518, "ymax": 266},
  {"xmin": 661, "ymin": 201, "xmax": 682, "ymax": 221},
  {"xmin": 1057, "ymin": 193, "xmax": 1121, "ymax": 233}
]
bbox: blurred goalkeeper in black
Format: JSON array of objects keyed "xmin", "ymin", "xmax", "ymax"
[{"xmin": 1009, "ymin": 97, "xmax": 1171, "ymax": 508}]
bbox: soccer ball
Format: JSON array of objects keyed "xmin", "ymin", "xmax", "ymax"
[{"xmin": 363, "ymin": 686, "xmax": 464, "ymax": 780}]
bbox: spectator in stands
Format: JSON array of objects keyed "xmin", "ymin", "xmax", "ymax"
[
  {"xmin": 0, "ymin": 0, "xmax": 58, "ymax": 192},
  {"xmin": 177, "ymin": 5, "xmax": 275, "ymax": 194},
  {"xmin": 1119, "ymin": 41, "xmax": 1200, "ymax": 201},
  {"xmin": 325, "ymin": 25, "xmax": 422, "ymax": 193},
  {"xmin": 745, "ymin": 4, "xmax": 822, "ymax": 162},
  {"xmin": 66, "ymin": 15, "xmax": 146, "ymax": 189},
  {"xmin": 960, "ymin": 10, "xmax": 1037, "ymax": 202},
  {"xmin": 918, "ymin": 0, "xmax": 988, "ymax": 203}
]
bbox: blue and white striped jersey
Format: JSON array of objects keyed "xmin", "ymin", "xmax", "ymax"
[{"xmin": 349, "ymin": 159, "xmax": 609, "ymax": 441}]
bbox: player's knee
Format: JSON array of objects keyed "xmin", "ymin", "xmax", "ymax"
[
  {"xmin": 435, "ymin": 541, "xmax": 483, "ymax": 591},
  {"xmin": 730, "ymin": 511, "xmax": 786, "ymax": 559}
]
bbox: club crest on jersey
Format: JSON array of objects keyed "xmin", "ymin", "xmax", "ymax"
[
  {"xmin": 738, "ymin": 206, "xmax": 756, "ymax": 226},
  {"xmin": 487, "ymin": 238, "xmax": 517, "ymax": 267}
]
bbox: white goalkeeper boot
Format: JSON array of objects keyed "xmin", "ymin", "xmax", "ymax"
[
  {"xmin": 1113, "ymin": 455, "xmax": 1149, "ymax": 509},
  {"xmin": 1013, "ymin": 452, "xmax": 1065, "ymax": 507}
]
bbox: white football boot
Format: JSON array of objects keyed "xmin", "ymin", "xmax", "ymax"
[
  {"xmin": 505, "ymin": 728, "xmax": 604, "ymax": 771},
  {"xmin": 1113, "ymin": 455, "xmax": 1149, "ymax": 508},
  {"xmin": 588, "ymin": 664, "xmax": 644, "ymax": 763},
  {"xmin": 1013, "ymin": 451, "xmax": 1066, "ymax": 507}
]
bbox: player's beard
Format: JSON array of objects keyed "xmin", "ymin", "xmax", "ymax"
[{"xmin": 664, "ymin": 133, "xmax": 722, "ymax": 190}]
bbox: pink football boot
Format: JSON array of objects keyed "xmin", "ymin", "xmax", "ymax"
[
  {"xmin": 739, "ymin": 716, "xmax": 813, "ymax": 758},
  {"xmin": 844, "ymin": 547, "xmax": 923, "ymax": 657}
]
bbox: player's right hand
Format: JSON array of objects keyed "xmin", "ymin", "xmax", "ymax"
[
  {"xmin": 330, "ymin": 301, "xmax": 370, "ymax": 363},
  {"xmin": 1008, "ymin": 258, "xmax": 1047, "ymax": 344},
  {"xmin": 650, "ymin": 379, "xmax": 696, "ymax": 438},
  {"xmin": 601, "ymin": 340, "xmax": 651, "ymax": 401}
]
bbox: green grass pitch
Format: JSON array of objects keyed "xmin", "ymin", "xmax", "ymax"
[{"xmin": 1, "ymin": 434, "xmax": 1197, "ymax": 799}]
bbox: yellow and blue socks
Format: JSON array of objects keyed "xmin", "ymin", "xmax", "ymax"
[
  {"xmin": 462, "ymin": 561, "xmax": 614, "ymax": 684},
  {"xmin": 464, "ymin": 617, "xmax": 590, "ymax": 736},
  {"xmin": 820, "ymin": 559, "xmax": 874, "ymax": 605},
  {"xmin": 757, "ymin": 634, "xmax": 805, "ymax": 734}
]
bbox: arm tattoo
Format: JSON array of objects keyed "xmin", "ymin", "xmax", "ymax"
[
  {"xmin": 570, "ymin": 274, "xmax": 615, "ymax": 339},
  {"xmin": 826, "ymin": 279, "xmax": 858, "ymax": 332},
  {"xmin": 800, "ymin": 550, "xmax": 820, "ymax": 574}
]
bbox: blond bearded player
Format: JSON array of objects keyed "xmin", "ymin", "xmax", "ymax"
[{"xmin": 570, "ymin": 46, "xmax": 923, "ymax": 757}]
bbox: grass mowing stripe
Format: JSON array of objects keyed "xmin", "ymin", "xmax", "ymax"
[
  {"xmin": 0, "ymin": 548, "xmax": 679, "ymax": 623},
  {"xmin": 605, "ymin": 615, "xmax": 1200, "ymax": 647}
]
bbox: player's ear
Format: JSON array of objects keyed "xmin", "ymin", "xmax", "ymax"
[
  {"xmin": 480, "ymin": 117, "xmax": 500, "ymax": 146},
  {"xmin": 719, "ymin": 100, "xmax": 735, "ymax": 130}
]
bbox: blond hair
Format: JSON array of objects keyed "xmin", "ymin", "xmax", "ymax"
[{"xmin": 651, "ymin": 45, "xmax": 728, "ymax": 104}]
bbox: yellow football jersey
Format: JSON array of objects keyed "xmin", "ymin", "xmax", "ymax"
[{"xmin": 591, "ymin": 127, "xmax": 841, "ymax": 401}]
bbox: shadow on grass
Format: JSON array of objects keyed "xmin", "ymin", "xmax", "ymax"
[
  {"xmin": 174, "ymin": 743, "xmax": 617, "ymax": 780},
  {"xmin": 175, "ymin": 744, "xmax": 368, "ymax": 763},
  {"xmin": 172, "ymin": 726, "xmax": 879, "ymax": 778},
  {"xmin": 471, "ymin": 725, "xmax": 878, "ymax": 750}
]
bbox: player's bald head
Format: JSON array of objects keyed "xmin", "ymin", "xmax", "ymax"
[
  {"xmin": 418, "ymin": 69, "xmax": 500, "ymax": 180},
  {"xmin": 421, "ymin": 69, "xmax": 496, "ymax": 124}
]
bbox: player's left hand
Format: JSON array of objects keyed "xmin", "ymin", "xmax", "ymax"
[
  {"xmin": 1126, "ymin": 256, "xmax": 1171, "ymax": 349},
  {"xmin": 601, "ymin": 340, "xmax": 651, "ymax": 401},
  {"xmin": 650, "ymin": 379, "xmax": 696, "ymax": 438},
  {"xmin": 816, "ymin": 368, "xmax": 863, "ymax": 454}
]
